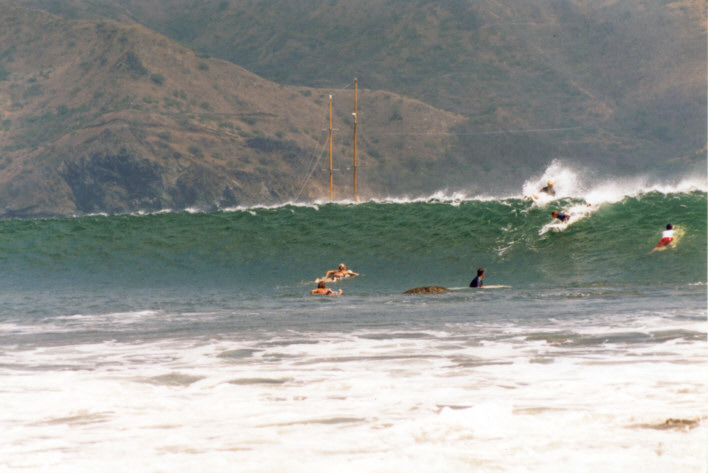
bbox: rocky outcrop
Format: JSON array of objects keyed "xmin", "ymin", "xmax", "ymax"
[
  {"xmin": 111, "ymin": 51, "xmax": 149, "ymax": 77},
  {"xmin": 60, "ymin": 149, "xmax": 163, "ymax": 213},
  {"xmin": 403, "ymin": 286, "xmax": 450, "ymax": 295},
  {"xmin": 637, "ymin": 418, "xmax": 703, "ymax": 431}
]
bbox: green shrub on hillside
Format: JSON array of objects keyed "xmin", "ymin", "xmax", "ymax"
[
  {"xmin": 389, "ymin": 108, "xmax": 403, "ymax": 122},
  {"xmin": 23, "ymin": 84, "xmax": 42, "ymax": 99},
  {"xmin": 163, "ymin": 97, "xmax": 183, "ymax": 110},
  {"xmin": 188, "ymin": 145, "xmax": 204, "ymax": 157},
  {"xmin": 150, "ymin": 73, "xmax": 165, "ymax": 85}
]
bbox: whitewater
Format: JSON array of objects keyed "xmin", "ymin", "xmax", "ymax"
[{"xmin": 0, "ymin": 166, "xmax": 706, "ymax": 472}]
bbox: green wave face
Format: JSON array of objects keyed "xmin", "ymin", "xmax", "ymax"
[{"xmin": 0, "ymin": 192, "xmax": 705, "ymax": 293}]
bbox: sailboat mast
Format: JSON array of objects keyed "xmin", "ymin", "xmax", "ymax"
[
  {"xmin": 328, "ymin": 94, "xmax": 333, "ymax": 201},
  {"xmin": 352, "ymin": 78, "xmax": 358, "ymax": 202}
]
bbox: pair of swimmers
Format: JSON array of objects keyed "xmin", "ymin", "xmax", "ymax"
[{"xmin": 311, "ymin": 263, "xmax": 359, "ymax": 296}]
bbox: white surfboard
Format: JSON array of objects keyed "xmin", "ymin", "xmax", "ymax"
[{"xmin": 449, "ymin": 285, "xmax": 511, "ymax": 290}]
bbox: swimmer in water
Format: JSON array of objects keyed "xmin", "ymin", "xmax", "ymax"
[
  {"xmin": 310, "ymin": 280, "xmax": 342, "ymax": 296},
  {"xmin": 323, "ymin": 263, "xmax": 359, "ymax": 281}
]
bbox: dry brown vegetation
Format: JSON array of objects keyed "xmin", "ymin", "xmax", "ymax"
[
  {"xmin": 0, "ymin": 6, "xmax": 464, "ymax": 216},
  {"xmin": 0, "ymin": 0, "xmax": 705, "ymax": 216}
]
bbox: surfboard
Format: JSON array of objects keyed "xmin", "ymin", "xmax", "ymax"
[
  {"xmin": 651, "ymin": 226, "xmax": 684, "ymax": 252},
  {"xmin": 449, "ymin": 285, "xmax": 510, "ymax": 290},
  {"xmin": 315, "ymin": 277, "xmax": 339, "ymax": 283},
  {"xmin": 539, "ymin": 203, "xmax": 598, "ymax": 235},
  {"xmin": 539, "ymin": 221, "xmax": 569, "ymax": 234}
]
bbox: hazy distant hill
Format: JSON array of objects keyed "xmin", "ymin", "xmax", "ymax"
[
  {"xmin": 0, "ymin": 0, "xmax": 705, "ymax": 216},
  {"xmin": 168, "ymin": 1, "xmax": 707, "ymax": 155},
  {"xmin": 27, "ymin": 0, "xmax": 703, "ymax": 169},
  {"xmin": 0, "ymin": 6, "xmax": 470, "ymax": 216}
]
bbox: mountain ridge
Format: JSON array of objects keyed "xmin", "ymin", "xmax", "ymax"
[
  {"xmin": 0, "ymin": 5, "xmax": 468, "ymax": 216},
  {"xmin": 0, "ymin": 1, "xmax": 705, "ymax": 217}
]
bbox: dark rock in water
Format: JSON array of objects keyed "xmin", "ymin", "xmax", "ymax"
[
  {"xmin": 403, "ymin": 286, "xmax": 450, "ymax": 294},
  {"xmin": 647, "ymin": 418, "xmax": 701, "ymax": 430}
]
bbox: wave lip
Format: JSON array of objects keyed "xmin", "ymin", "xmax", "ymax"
[{"xmin": 521, "ymin": 160, "xmax": 708, "ymax": 205}]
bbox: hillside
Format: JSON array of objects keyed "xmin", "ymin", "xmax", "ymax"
[
  {"xmin": 0, "ymin": 1, "xmax": 705, "ymax": 216},
  {"xmin": 0, "ymin": 6, "xmax": 467, "ymax": 217},
  {"xmin": 33, "ymin": 0, "xmax": 704, "ymax": 173}
]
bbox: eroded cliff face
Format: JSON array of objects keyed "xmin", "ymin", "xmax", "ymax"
[
  {"xmin": 59, "ymin": 153, "xmax": 256, "ymax": 214},
  {"xmin": 53, "ymin": 127, "xmax": 230, "ymax": 214},
  {"xmin": 1, "ymin": 125, "xmax": 289, "ymax": 217},
  {"xmin": 59, "ymin": 149, "xmax": 163, "ymax": 214}
]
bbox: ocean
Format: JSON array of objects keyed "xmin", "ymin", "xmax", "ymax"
[{"xmin": 0, "ymin": 171, "xmax": 706, "ymax": 472}]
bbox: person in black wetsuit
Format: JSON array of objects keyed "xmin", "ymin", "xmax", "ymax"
[
  {"xmin": 529, "ymin": 179, "xmax": 556, "ymax": 200},
  {"xmin": 540, "ymin": 179, "xmax": 556, "ymax": 196},
  {"xmin": 470, "ymin": 268, "xmax": 485, "ymax": 288}
]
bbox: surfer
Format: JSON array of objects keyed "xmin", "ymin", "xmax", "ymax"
[
  {"xmin": 323, "ymin": 263, "xmax": 359, "ymax": 281},
  {"xmin": 550, "ymin": 210, "xmax": 570, "ymax": 222},
  {"xmin": 310, "ymin": 280, "xmax": 342, "ymax": 296},
  {"xmin": 651, "ymin": 224, "xmax": 675, "ymax": 252},
  {"xmin": 530, "ymin": 179, "xmax": 556, "ymax": 200},
  {"xmin": 469, "ymin": 268, "xmax": 485, "ymax": 288}
]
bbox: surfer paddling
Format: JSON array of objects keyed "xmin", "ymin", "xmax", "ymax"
[
  {"xmin": 311, "ymin": 280, "xmax": 342, "ymax": 296},
  {"xmin": 320, "ymin": 263, "xmax": 359, "ymax": 282},
  {"xmin": 550, "ymin": 210, "xmax": 570, "ymax": 222},
  {"xmin": 651, "ymin": 224, "xmax": 676, "ymax": 252}
]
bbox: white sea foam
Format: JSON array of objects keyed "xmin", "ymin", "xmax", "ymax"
[
  {"xmin": 0, "ymin": 311, "xmax": 167, "ymax": 336},
  {"xmin": 522, "ymin": 159, "xmax": 707, "ymax": 205},
  {"xmin": 43, "ymin": 160, "xmax": 707, "ymax": 222},
  {"xmin": 1, "ymin": 312, "xmax": 705, "ymax": 473},
  {"xmin": 538, "ymin": 201, "xmax": 599, "ymax": 234},
  {"xmin": 318, "ymin": 162, "xmax": 706, "ymax": 207}
]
